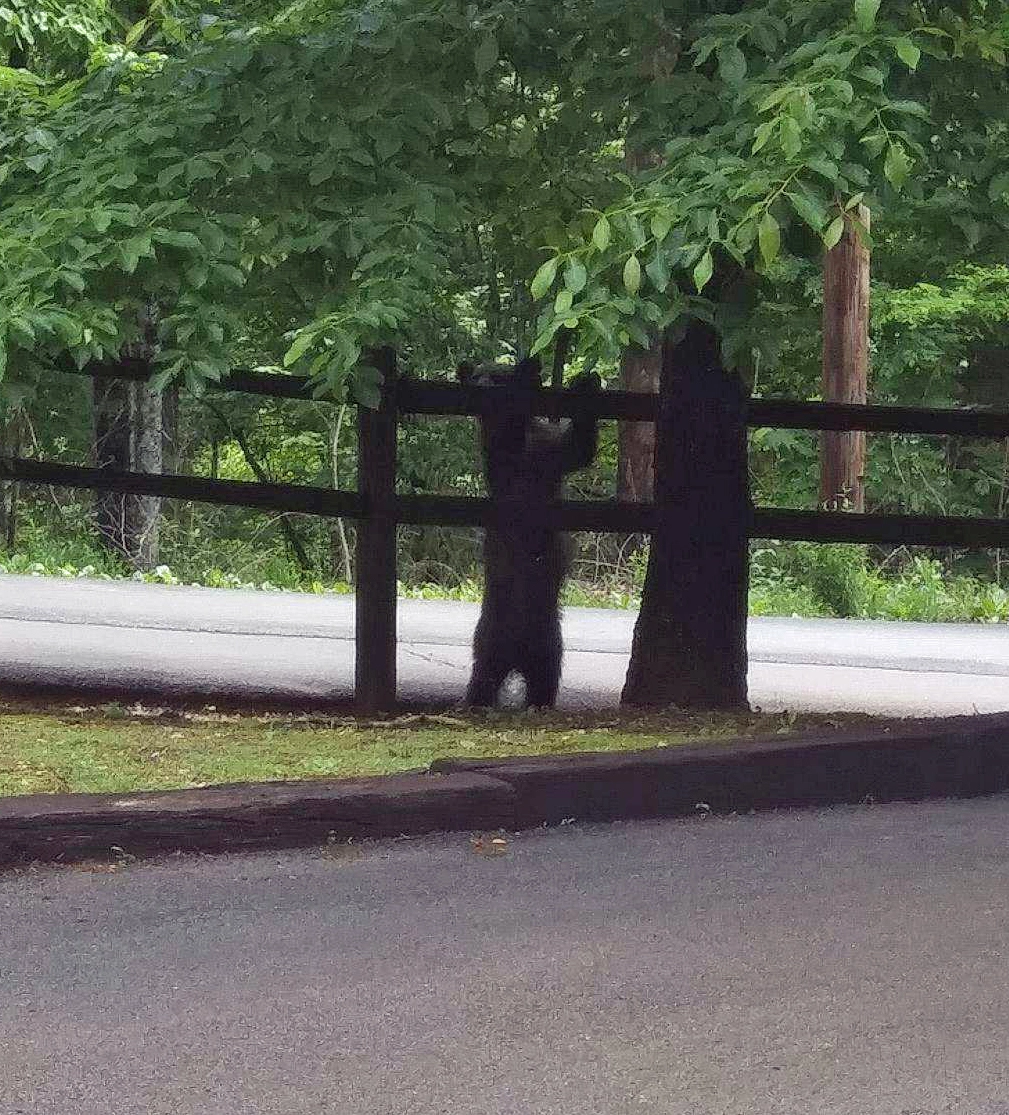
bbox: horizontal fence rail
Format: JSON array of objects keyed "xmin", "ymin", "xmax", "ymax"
[
  {"xmin": 65, "ymin": 361, "xmax": 1009, "ymax": 437},
  {"xmin": 7, "ymin": 457, "xmax": 1009, "ymax": 549}
]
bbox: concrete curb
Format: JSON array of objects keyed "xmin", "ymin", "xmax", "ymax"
[{"xmin": 3, "ymin": 713, "xmax": 1009, "ymax": 868}]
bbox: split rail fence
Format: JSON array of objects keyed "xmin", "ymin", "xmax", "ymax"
[{"xmin": 4, "ymin": 346, "xmax": 1009, "ymax": 711}]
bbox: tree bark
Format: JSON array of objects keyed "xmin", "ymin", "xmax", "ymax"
[
  {"xmin": 92, "ymin": 307, "xmax": 165, "ymax": 569},
  {"xmin": 617, "ymin": 144, "xmax": 663, "ymax": 504},
  {"xmin": 617, "ymin": 342, "xmax": 659, "ymax": 501},
  {"xmin": 820, "ymin": 205, "xmax": 870, "ymax": 512},
  {"xmin": 127, "ymin": 379, "xmax": 163, "ymax": 570},
  {"xmin": 621, "ymin": 322, "xmax": 750, "ymax": 710},
  {"xmin": 92, "ymin": 373, "xmax": 133, "ymax": 558}
]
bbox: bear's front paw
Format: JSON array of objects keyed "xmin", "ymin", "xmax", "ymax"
[{"xmin": 570, "ymin": 370, "xmax": 601, "ymax": 393}]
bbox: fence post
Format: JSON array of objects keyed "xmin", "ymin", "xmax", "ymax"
[
  {"xmin": 355, "ymin": 347, "xmax": 398, "ymax": 714},
  {"xmin": 621, "ymin": 321, "xmax": 750, "ymax": 709}
]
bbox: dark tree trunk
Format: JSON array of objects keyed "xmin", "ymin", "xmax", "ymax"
[
  {"xmin": 617, "ymin": 341, "xmax": 659, "ymax": 502},
  {"xmin": 621, "ymin": 322, "xmax": 750, "ymax": 710},
  {"xmin": 820, "ymin": 205, "xmax": 870, "ymax": 512},
  {"xmin": 92, "ymin": 372, "xmax": 133, "ymax": 558},
  {"xmin": 0, "ymin": 414, "xmax": 19, "ymax": 549},
  {"xmin": 128, "ymin": 378, "xmax": 163, "ymax": 570},
  {"xmin": 91, "ymin": 363, "xmax": 164, "ymax": 570}
]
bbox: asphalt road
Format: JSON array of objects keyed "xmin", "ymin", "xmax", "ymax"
[
  {"xmin": 3, "ymin": 797, "xmax": 1009, "ymax": 1114},
  {"xmin": 2, "ymin": 574, "xmax": 1009, "ymax": 715}
]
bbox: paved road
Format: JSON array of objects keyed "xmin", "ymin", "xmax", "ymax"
[
  {"xmin": 1, "ymin": 574, "xmax": 1009, "ymax": 715},
  {"xmin": 3, "ymin": 797, "xmax": 1009, "ymax": 1114}
]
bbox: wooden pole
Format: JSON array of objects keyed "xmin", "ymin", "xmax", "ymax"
[
  {"xmin": 821, "ymin": 205, "xmax": 870, "ymax": 512},
  {"xmin": 355, "ymin": 348, "xmax": 399, "ymax": 714}
]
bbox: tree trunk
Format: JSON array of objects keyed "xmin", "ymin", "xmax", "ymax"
[
  {"xmin": 92, "ymin": 307, "xmax": 165, "ymax": 569},
  {"xmin": 617, "ymin": 144, "xmax": 663, "ymax": 504},
  {"xmin": 92, "ymin": 372, "xmax": 133, "ymax": 558},
  {"xmin": 0, "ymin": 413, "xmax": 19, "ymax": 550},
  {"xmin": 127, "ymin": 379, "xmax": 163, "ymax": 570},
  {"xmin": 617, "ymin": 342, "xmax": 659, "ymax": 501},
  {"xmin": 820, "ymin": 205, "xmax": 870, "ymax": 512},
  {"xmin": 92, "ymin": 373, "xmax": 165, "ymax": 569},
  {"xmin": 621, "ymin": 322, "xmax": 750, "ymax": 710}
]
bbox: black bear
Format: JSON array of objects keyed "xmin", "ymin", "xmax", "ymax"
[{"xmin": 457, "ymin": 356, "xmax": 600, "ymax": 708}]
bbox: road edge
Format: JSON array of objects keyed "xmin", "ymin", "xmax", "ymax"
[{"xmin": 3, "ymin": 713, "xmax": 1009, "ymax": 868}]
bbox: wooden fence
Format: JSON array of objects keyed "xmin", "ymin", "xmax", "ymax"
[{"xmin": 4, "ymin": 346, "xmax": 1009, "ymax": 711}]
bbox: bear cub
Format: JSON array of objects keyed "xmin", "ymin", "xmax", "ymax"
[{"xmin": 457, "ymin": 356, "xmax": 600, "ymax": 708}]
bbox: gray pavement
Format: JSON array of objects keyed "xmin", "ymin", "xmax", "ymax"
[
  {"xmin": 3, "ymin": 797, "xmax": 1009, "ymax": 1114},
  {"xmin": 2, "ymin": 574, "xmax": 1009, "ymax": 714}
]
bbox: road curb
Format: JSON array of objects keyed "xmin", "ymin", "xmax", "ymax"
[
  {"xmin": 432, "ymin": 712, "xmax": 1009, "ymax": 826},
  {"xmin": 3, "ymin": 714, "xmax": 1009, "ymax": 868},
  {"xmin": 0, "ymin": 771, "xmax": 516, "ymax": 869}
]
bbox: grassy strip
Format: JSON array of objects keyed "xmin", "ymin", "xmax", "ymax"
[{"xmin": 0, "ymin": 702, "xmax": 872, "ymax": 798}]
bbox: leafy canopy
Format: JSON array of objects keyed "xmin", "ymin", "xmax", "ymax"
[{"xmin": 0, "ymin": 0, "xmax": 1007, "ymax": 401}]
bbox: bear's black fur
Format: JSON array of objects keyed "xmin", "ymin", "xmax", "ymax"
[{"xmin": 457, "ymin": 356, "xmax": 599, "ymax": 708}]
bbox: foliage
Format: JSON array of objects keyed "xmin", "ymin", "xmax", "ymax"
[
  {"xmin": 527, "ymin": 1, "xmax": 1009, "ymax": 370},
  {"xmin": 4, "ymin": 0, "xmax": 1006, "ymax": 408}
]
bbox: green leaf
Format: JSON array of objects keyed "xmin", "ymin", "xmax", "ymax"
[
  {"xmin": 467, "ymin": 99, "xmax": 489, "ymax": 130},
  {"xmin": 786, "ymin": 189, "xmax": 828, "ymax": 231},
  {"xmin": 854, "ymin": 65, "xmax": 885, "ymax": 86},
  {"xmin": 894, "ymin": 38, "xmax": 921, "ymax": 70},
  {"xmin": 156, "ymin": 164, "xmax": 185, "ymax": 189},
  {"xmin": 623, "ymin": 254, "xmax": 642, "ymax": 295},
  {"xmin": 780, "ymin": 116, "xmax": 802, "ymax": 158},
  {"xmin": 59, "ymin": 271, "xmax": 86, "ymax": 293},
  {"xmin": 309, "ymin": 161, "xmax": 334, "ymax": 186},
  {"xmin": 988, "ymin": 173, "xmax": 1009, "ymax": 203},
  {"xmin": 110, "ymin": 172, "xmax": 138, "ymax": 189},
  {"xmin": 186, "ymin": 263, "xmax": 209, "ymax": 289},
  {"xmin": 645, "ymin": 251, "xmax": 671, "ymax": 293},
  {"xmin": 854, "ymin": 0, "xmax": 882, "ymax": 33},
  {"xmin": 213, "ymin": 264, "xmax": 246, "ymax": 287},
  {"xmin": 375, "ymin": 132, "xmax": 403, "ymax": 162},
  {"xmin": 805, "ymin": 157, "xmax": 839, "ymax": 182},
  {"xmin": 153, "ymin": 230, "xmax": 203, "ymax": 251},
  {"xmin": 758, "ymin": 212, "xmax": 781, "ymax": 266},
  {"xmin": 693, "ymin": 249, "xmax": 714, "ymax": 292},
  {"xmin": 24, "ymin": 154, "xmax": 48, "ymax": 172},
  {"xmin": 25, "ymin": 127, "xmax": 56, "ymax": 150},
  {"xmin": 717, "ymin": 44, "xmax": 747, "ymax": 85},
  {"xmin": 92, "ymin": 211, "xmax": 112, "ymax": 233},
  {"xmin": 475, "ymin": 33, "xmax": 498, "ymax": 76},
  {"xmin": 752, "ymin": 120, "xmax": 775, "ymax": 154},
  {"xmin": 530, "ymin": 257, "xmax": 559, "ymax": 300},
  {"xmin": 884, "ymin": 142, "xmax": 912, "ymax": 189},
  {"xmin": 650, "ymin": 214, "xmax": 673, "ymax": 242},
  {"xmin": 284, "ymin": 332, "xmax": 315, "ymax": 368},
  {"xmin": 564, "ymin": 258, "xmax": 587, "ymax": 293},
  {"xmin": 887, "ymin": 99, "xmax": 929, "ymax": 119},
  {"xmin": 554, "ymin": 289, "xmax": 574, "ymax": 315},
  {"xmin": 824, "ymin": 215, "xmax": 846, "ymax": 250}
]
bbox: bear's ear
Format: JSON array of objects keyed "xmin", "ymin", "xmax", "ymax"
[
  {"xmin": 514, "ymin": 357, "xmax": 542, "ymax": 388},
  {"xmin": 456, "ymin": 362, "xmax": 476, "ymax": 384}
]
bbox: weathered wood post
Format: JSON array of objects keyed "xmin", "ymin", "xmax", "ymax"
[
  {"xmin": 821, "ymin": 205, "xmax": 870, "ymax": 511},
  {"xmin": 355, "ymin": 347, "xmax": 398, "ymax": 714},
  {"xmin": 621, "ymin": 321, "xmax": 750, "ymax": 709}
]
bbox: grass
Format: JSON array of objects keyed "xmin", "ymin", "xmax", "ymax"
[{"xmin": 0, "ymin": 702, "xmax": 871, "ymax": 798}]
